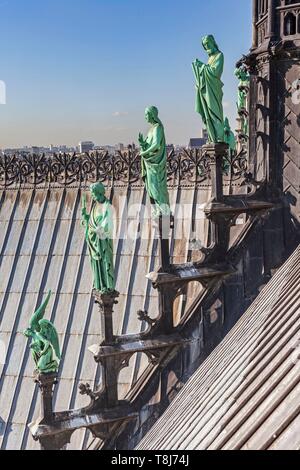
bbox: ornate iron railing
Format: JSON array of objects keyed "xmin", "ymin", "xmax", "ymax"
[{"xmin": 0, "ymin": 148, "xmax": 248, "ymax": 189}]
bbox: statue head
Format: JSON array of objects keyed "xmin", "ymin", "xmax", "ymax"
[
  {"xmin": 202, "ymin": 35, "xmax": 219, "ymax": 56},
  {"xmin": 145, "ymin": 106, "xmax": 160, "ymax": 125},
  {"xmin": 38, "ymin": 319, "xmax": 53, "ymax": 337},
  {"xmin": 24, "ymin": 328, "xmax": 32, "ymax": 338},
  {"xmin": 90, "ymin": 182, "xmax": 106, "ymax": 203}
]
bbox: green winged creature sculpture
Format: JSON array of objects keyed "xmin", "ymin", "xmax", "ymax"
[{"xmin": 24, "ymin": 290, "xmax": 60, "ymax": 374}]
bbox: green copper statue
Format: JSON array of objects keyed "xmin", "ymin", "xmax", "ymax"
[
  {"xmin": 82, "ymin": 182, "xmax": 115, "ymax": 293},
  {"xmin": 235, "ymin": 67, "xmax": 250, "ymax": 112},
  {"xmin": 192, "ymin": 35, "xmax": 225, "ymax": 143},
  {"xmin": 224, "ymin": 117, "xmax": 236, "ymax": 153},
  {"xmin": 24, "ymin": 291, "xmax": 60, "ymax": 374},
  {"xmin": 235, "ymin": 67, "xmax": 250, "ymax": 137},
  {"xmin": 138, "ymin": 106, "xmax": 170, "ymax": 217}
]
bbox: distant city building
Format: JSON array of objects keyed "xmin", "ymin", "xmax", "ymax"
[
  {"xmin": 166, "ymin": 144, "xmax": 175, "ymax": 154},
  {"xmin": 201, "ymin": 129, "xmax": 208, "ymax": 141},
  {"xmin": 31, "ymin": 146, "xmax": 40, "ymax": 154},
  {"xmin": 79, "ymin": 141, "xmax": 94, "ymax": 153},
  {"xmin": 188, "ymin": 138, "xmax": 207, "ymax": 149}
]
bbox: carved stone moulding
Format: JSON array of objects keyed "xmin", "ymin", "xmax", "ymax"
[{"xmin": 29, "ymin": 404, "xmax": 138, "ymax": 450}]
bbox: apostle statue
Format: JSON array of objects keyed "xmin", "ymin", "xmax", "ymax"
[
  {"xmin": 235, "ymin": 66, "xmax": 250, "ymax": 137},
  {"xmin": 82, "ymin": 182, "xmax": 115, "ymax": 294},
  {"xmin": 138, "ymin": 106, "xmax": 170, "ymax": 217},
  {"xmin": 235, "ymin": 66, "xmax": 250, "ymax": 112},
  {"xmin": 192, "ymin": 35, "xmax": 225, "ymax": 143}
]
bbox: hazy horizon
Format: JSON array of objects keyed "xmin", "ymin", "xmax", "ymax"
[{"xmin": 0, "ymin": 0, "xmax": 251, "ymax": 148}]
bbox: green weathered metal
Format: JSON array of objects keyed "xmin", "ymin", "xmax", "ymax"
[
  {"xmin": 23, "ymin": 291, "xmax": 60, "ymax": 374},
  {"xmin": 82, "ymin": 182, "xmax": 115, "ymax": 294},
  {"xmin": 224, "ymin": 117, "xmax": 236, "ymax": 153},
  {"xmin": 192, "ymin": 35, "xmax": 225, "ymax": 143},
  {"xmin": 234, "ymin": 67, "xmax": 250, "ymax": 112},
  {"xmin": 138, "ymin": 106, "xmax": 170, "ymax": 217}
]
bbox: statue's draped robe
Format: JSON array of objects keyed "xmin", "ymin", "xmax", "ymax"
[
  {"xmin": 30, "ymin": 330, "xmax": 60, "ymax": 373},
  {"xmin": 141, "ymin": 123, "xmax": 170, "ymax": 216},
  {"xmin": 224, "ymin": 127, "xmax": 236, "ymax": 153},
  {"xmin": 236, "ymin": 77, "xmax": 250, "ymax": 136},
  {"xmin": 86, "ymin": 200, "xmax": 115, "ymax": 292},
  {"xmin": 237, "ymin": 86, "xmax": 247, "ymax": 111},
  {"xmin": 236, "ymin": 72, "xmax": 250, "ymax": 111},
  {"xmin": 193, "ymin": 51, "xmax": 225, "ymax": 143}
]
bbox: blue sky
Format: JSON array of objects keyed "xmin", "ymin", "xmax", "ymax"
[{"xmin": 0, "ymin": 0, "xmax": 251, "ymax": 148}]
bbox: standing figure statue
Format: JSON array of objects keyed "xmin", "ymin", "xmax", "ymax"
[
  {"xmin": 82, "ymin": 182, "xmax": 115, "ymax": 293},
  {"xmin": 23, "ymin": 290, "xmax": 60, "ymax": 374},
  {"xmin": 138, "ymin": 106, "xmax": 170, "ymax": 217},
  {"xmin": 235, "ymin": 67, "xmax": 250, "ymax": 137},
  {"xmin": 192, "ymin": 35, "xmax": 225, "ymax": 143},
  {"xmin": 235, "ymin": 67, "xmax": 250, "ymax": 112},
  {"xmin": 224, "ymin": 117, "xmax": 236, "ymax": 154}
]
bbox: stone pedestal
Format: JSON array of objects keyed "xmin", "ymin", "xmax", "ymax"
[
  {"xmin": 158, "ymin": 214, "xmax": 171, "ymax": 272},
  {"xmin": 93, "ymin": 289, "xmax": 119, "ymax": 345},
  {"xmin": 203, "ymin": 142, "xmax": 228, "ymax": 202},
  {"xmin": 34, "ymin": 371, "xmax": 58, "ymax": 424},
  {"xmin": 92, "ymin": 289, "xmax": 120, "ymax": 408}
]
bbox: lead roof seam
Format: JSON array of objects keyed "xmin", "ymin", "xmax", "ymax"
[
  {"xmin": 0, "ymin": 191, "xmax": 22, "ymax": 315},
  {"xmin": 267, "ymin": 412, "xmax": 300, "ymax": 450},
  {"xmin": 113, "ymin": 186, "xmax": 131, "ymax": 307},
  {"xmin": 146, "ymin": 280, "xmax": 300, "ymax": 450},
  {"xmin": 143, "ymin": 264, "xmax": 300, "ymax": 444},
  {"xmin": 22, "ymin": 189, "xmax": 81, "ymax": 447},
  {"xmin": 188, "ymin": 326, "xmax": 300, "ymax": 450},
  {"xmin": 137, "ymin": 247, "xmax": 300, "ymax": 449},
  {"xmin": 221, "ymin": 369, "xmax": 300, "ymax": 450},
  {"xmin": 239, "ymin": 382, "xmax": 300, "ymax": 450},
  {"xmin": 0, "ymin": 190, "xmax": 49, "ymax": 449},
  {"xmin": 120, "ymin": 188, "xmax": 147, "ymax": 336},
  {"xmin": 49, "ymin": 189, "xmax": 82, "ymax": 406},
  {"xmin": 19, "ymin": 189, "xmax": 67, "ymax": 448}
]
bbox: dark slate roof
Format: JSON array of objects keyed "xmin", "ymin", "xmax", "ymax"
[
  {"xmin": 137, "ymin": 244, "xmax": 300, "ymax": 450},
  {"xmin": 0, "ymin": 185, "xmax": 210, "ymax": 449},
  {"xmin": 189, "ymin": 138, "xmax": 206, "ymax": 148}
]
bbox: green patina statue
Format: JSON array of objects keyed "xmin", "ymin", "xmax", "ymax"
[
  {"xmin": 24, "ymin": 291, "xmax": 60, "ymax": 374},
  {"xmin": 235, "ymin": 67, "xmax": 250, "ymax": 137},
  {"xmin": 192, "ymin": 35, "xmax": 225, "ymax": 143},
  {"xmin": 138, "ymin": 106, "xmax": 170, "ymax": 217},
  {"xmin": 235, "ymin": 67, "xmax": 250, "ymax": 112},
  {"xmin": 82, "ymin": 182, "xmax": 115, "ymax": 293},
  {"xmin": 224, "ymin": 117, "xmax": 236, "ymax": 153}
]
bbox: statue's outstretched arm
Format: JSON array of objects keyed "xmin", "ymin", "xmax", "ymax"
[{"xmin": 138, "ymin": 132, "xmax": 149, "ymax": 152}]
